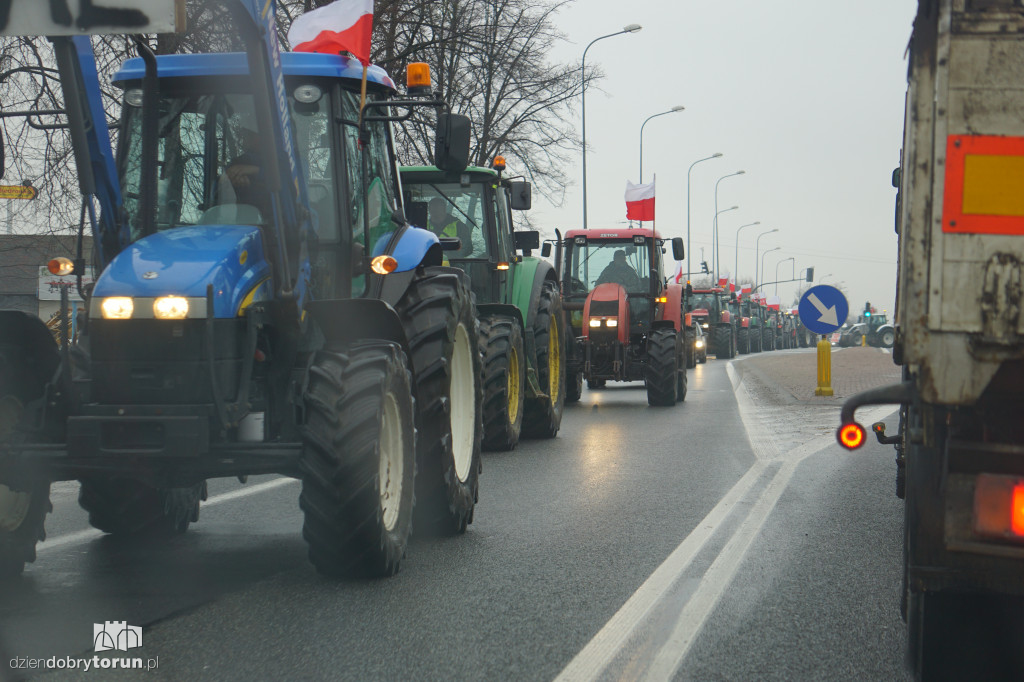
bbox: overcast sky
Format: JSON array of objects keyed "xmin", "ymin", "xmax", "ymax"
[{"xmin": 530, "ymin": 0, "xmax": 917, "ymax": 312}]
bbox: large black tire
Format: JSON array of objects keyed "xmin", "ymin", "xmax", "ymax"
[
  {"xmin": 395, "ymin": 267, "xmax": 482, "ymax": 536},
  {"xmin": 565, "ymin": 369, "xmax": 583, "ymax": 404},
  {"xmin": 479, "ymin": 315, "xmax": 525, "ymax": 451},
  {"xmin": 675, "ymin": 332, "xmax": 687, "ymax": 403},
  {"xmin": 762, "ymin": 328, "xmax": 774, "ymax": 351},
  {"xmin": 522, "ymin": 281, "xmax": 566, "ymax": 438},
  {"xmin": 685, "ymin": 329, "xmax": 697, "ymax": 369},
  {"xmin": 0, "ymin": 343, "xmax": 52, "ymax": 578},
  {"xmin": 645, "ymin": 328, "xmax": 678, "ymax": 406},
  {"xmin": 714, "ymin": 326, "xmax": 733, "ymax": 359},
  {"xmin": 737, "ymin": 328, "xmax": 750, "ymax": 355},
  {"xmin": 299, "ymin": 344, "xmax": 415, "ymax": 577},
  {"xmin": 879, "ymin": 328, "xmax": 895, "ymax": 349},
  {"xmin": 751, "ymin": 328, "xmax": 762, "ymax": 353},
  {"xmin": 78, "ymin": 479, "xmax": 205, "ymax": 536}
]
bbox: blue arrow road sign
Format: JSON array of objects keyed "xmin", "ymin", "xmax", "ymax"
[{"xmin": 798, "ymin": 285, "xmax": 849, "ymax": 335}]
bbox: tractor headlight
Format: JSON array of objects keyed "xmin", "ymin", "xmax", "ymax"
[
  {"xmin": 695, "ymin": 339, "xmax": 705, "ymax": 348},
  {"xmin": 701, "ymin": 323, "xmax": 709, "ymax": 329},
  {"xmin": 153, "ymin": 296, "xmax": 190, "ymax": 320},
  {"xmin": 589, "ymin": 318, "xmax": 602, "ymax": 328},
  {"xmin": 101, "ymin": 297, "xmax": 134, "ymax": 320},
  {"xmin": 605, "ymin": 318, "xmax": 618, "ymax": 328}
]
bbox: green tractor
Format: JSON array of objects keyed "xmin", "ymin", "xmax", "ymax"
[{"xmin": 400, "ymin": 162, "xmax": 565, "ymax": 451}]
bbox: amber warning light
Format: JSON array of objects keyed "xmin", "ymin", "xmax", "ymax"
[
  {"xmin": 406, "ymin": 63, "xmax": 431, "ymax": 95},
  {"xmin": 47, "ymin": 257, "xmax": 73, "ymax": 276},
  {"xmin": 973, "ymin": 474, "xmax": 1024, "ymax": 541},
  {"xmin": 837, "ymin": 422, "xmax": 865, "ymax": 450}
]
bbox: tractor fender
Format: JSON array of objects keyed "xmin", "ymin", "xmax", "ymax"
[
  {"xmin": 651, "ymin": 320, "xmax": 675, "ymax": 331},
  {"xmin": 0, "ymin": 311, "xmax": 62, "ymax": 387},
  {"xmin": 306, "ymin": 299, "xmax": 408, "ymax": 354},
  {"xmin": 511, "ymin": 257, "xmax": 556, "ymax": 330},
  {"xmin": 720, "ymin": 310, "xmax": 732, "ymax": 324},
  {"xmin": 376, "ymin": 225, "xmax": 444, "ymax": 273},
  {"xmin": 659, "ymin": 283, "xmax": 684, "ymax": 332},
  {"xmin": 477, "ymin": 303, "xmax": 525, "ymax": 329}
]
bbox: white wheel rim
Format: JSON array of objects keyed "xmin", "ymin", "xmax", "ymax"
[
  {"xmin": 379, "ymin": 392, "xmax": 404, "ymax": 532},
  {"xmin": 450, "ymin": 323, "xmax": 475, "ymax": 483},
  {"xmin": 0, "ymin": 484, "xmax": 31, "ymax": 533}
]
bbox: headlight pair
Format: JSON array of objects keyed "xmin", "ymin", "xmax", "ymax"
[{"xmin": 588, "ymin": 317, "xmax": 618, "ymax": 328}]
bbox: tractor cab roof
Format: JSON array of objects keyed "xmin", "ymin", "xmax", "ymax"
[
  {"xmin": 401, "ymin": 165, "xmax": 504, "ymax": 184},
  {"xmin": 564, "ymin": 227, "xmax": 664, "ymax": 241},
  {"xmin": 112, "ymin": 51, "xmax": 396, "ymax": 91}
]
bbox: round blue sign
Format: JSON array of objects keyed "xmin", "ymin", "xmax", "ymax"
[{"xmin": 798, "ymin": 285, "xmax": 849, "ymax": 336}]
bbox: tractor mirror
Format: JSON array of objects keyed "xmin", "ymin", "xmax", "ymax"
[
  {"xmin": 671, "ymin": 237, "xmax": 684, "ymax": 261},
  {"xmin": 435, "ymin": 113, "xmax": 471, "ymax": 172},
  {"xmin": 541, "ymin": 242, "xmax": 552, "ymax": 258},
  {"xmin": 891, "ymin": 167, "xmax": 900, "ymax": 188},
  {"xmin": 513, "ymin": 230, "xmax": 540, "ymax": 252},
  {"xmin": 510, "ymin": 181, "xmax": 532, "ymax": 210}
]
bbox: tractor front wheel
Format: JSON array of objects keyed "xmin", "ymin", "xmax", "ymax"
[
  {"xmin": 565, "ymin": 370, "xmax": 583, "ymax": 404},
  {"xmin": 300, "ymin": 343, "xmax": 416, "ymax": 577},
  {"xmin": 479, "ymin": 315, "xmax": 526, "ymax": 451},
  {"xmin": 738, "ymin": 328, "xmax": 750, "ymax": 355}
]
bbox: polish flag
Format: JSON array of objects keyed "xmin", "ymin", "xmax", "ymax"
[
  {"xmin": 672, "ymin": 260, "xmax": 684, "ymax": 284},
  {"xmin": 741, "ymin": 285, "xmax": 752, "ymax": 297},
  {"xmin": 288, "ymin": 0, "xmax": 374, "ymax": 65},
  {"xmin": 717, "ymin": 271, "xmax": 730, "ymax": 288},
  {"xmin": 625, "ymin": 179, "xmax": 655, "ymax": 222},
  {"xmin": 766, "ymin": 295, "xmax": 782, "ymax": 310}
]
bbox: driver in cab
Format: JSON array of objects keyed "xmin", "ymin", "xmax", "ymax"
[
  {"xmin": 597, "ymin": 249, "xmax": 641, "ymax": 291},
  {"xmin": 428, "ymin": 197, "xmax": 471, "ymax": 257}
]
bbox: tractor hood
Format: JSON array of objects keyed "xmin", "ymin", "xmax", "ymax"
[{"xmin": 91, "ymin": 225, "xmax": 271, "ymax": 319}]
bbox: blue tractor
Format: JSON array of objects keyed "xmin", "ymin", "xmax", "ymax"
[{"xmin": 0, "ymin": 1, "xmax": 482, "ymax": 578}]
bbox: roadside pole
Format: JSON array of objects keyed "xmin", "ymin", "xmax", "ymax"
[{"xmin": 815, "ymin": 336, "xmax": 833, "ymax": 396}]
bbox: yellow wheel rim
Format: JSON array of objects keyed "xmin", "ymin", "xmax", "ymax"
[
  {"xmin": 548, "ymin": 318, "xmax": 561, "ymax": 402},
  {"xmin": 507, "ymin": 344, "xmax": 521, "ymax": 424}
]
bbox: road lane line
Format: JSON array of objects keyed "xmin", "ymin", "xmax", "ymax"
[
  {"xmin": 553, "ymin": 461, "xmax": 767, "ymax": 682},
  {"xmin": 39, "ymin": 476, "xmax": 298, "ymax": 553}
]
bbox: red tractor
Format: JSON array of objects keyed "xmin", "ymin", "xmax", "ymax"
[
  {"xmin": 552, "ymin": 228, "xmax": 688, "ymax": 406},
  {"xmin": 688, "ymin": 288, "xmax": 738, "ymax": 359}
]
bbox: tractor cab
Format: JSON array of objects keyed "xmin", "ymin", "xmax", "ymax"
[{"xmin": 400, "ymin": 164, "xmax": 535, "ymax": 304}]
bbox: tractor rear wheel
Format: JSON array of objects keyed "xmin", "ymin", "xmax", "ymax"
[
  {"xmin": 645, "ymin": 329, "xmax": 678, "ymax": 406},
  {"xmin": 675, "ymin": 332, "xmax": 687, "ymax": 403},
  {"xmin": 880, "ymin": 329, "xmax": 895, "ymax": 348},
  {"xmin": 479, "ymin": 315, "xmax": 525, "ymax": 451},
  {"xmin": 0, "ymin": 343, "xmax": 51, "ymax": 578},
  {"xmin": 714, "ymin": 327, "xmax": 733, "ymax": 359},
  {"xmin": 751, "ymin": 329, "xmax": 762, "ymax": 353},
  {"xmin": 522, "ymin": 282, "xmax": 566, "ymax": 438},
  {"xmin": 738, "ymin": 328, "xmax": 750, "ymax": 355},
  {"xmin": 78, "ymin": 479, "xmax": 205, "ymax": 537},
  {"xmin": 300, "ymin": 343, "xmax": 415, "ymax": 577},
  {"xmin": 395, "ymin": 267, "xmax": 482, "ymax": 535},
  {"xmin": 762, "ymin": 328, "xmax": 774, "ymax": 351}
]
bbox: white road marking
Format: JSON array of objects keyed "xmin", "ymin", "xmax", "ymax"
[
  {"xmin": 39, "ymin": 477, "xmax": 298, "ymax": 553},
  {"xmin": 555, "ymin": 361, "xmax": 898, "ymax": 682}
]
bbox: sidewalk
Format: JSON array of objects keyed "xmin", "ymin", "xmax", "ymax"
[{"xmin": 734, "ymin": 346, "xmax": 902, "ymax": 404}]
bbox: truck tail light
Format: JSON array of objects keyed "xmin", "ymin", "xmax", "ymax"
[
  {"xmin": 973, "ymin": 474, "xmax": 1024, "ymax": 542},
  {"xmin": 837, "ymin": 423, "xmax": 865, "ymax": 450}
]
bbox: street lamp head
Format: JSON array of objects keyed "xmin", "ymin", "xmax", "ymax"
[
  {"xmin": 712, "ymin": 153, "xmax": 723, "ymax": 158},
  {"xmin": 671, "ymin": 105, "xmax": 685, "ymax": 112},
  {"xmin": 729, "ymin": 205, "xmax": 739, "ymax": 210},
  {"xmin": 769, "ymin": 228, "xmax": 779, "ymax": 234},
  {"xmin": 736, "ymin": 170, "xmax": 746, "ymax": 175},
  {"xmin": 624, "ymin": 23, "xmax": 642, "ymax": 32}
]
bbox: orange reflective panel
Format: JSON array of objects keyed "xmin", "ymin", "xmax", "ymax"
[
  {"xmin": 1013, "ymin": 483, "xmax": 1024, "ymax": 537},
  {"xmin": 944, "ymin": 135, "xmax": 1024, "ymax": 235}
]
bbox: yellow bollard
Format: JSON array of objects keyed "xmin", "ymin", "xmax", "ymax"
[
  {"xmin": 815, "ymin": 336, "xmax": 834, "ymax": 396},
  {"xmin": 861, "ymin": 332, "xmax": 866, "ymax": 347}
]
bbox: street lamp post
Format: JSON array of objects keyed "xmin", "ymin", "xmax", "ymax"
[
  {"xmin": 713, "ymin": 205, "xmax": 738, "ymax": 283},
  {"xmin": 760, "ymin": 246, "xmax": 780, "ymax": 291},
  {"xmin": 733, "ymin": 221, "xmax": 760, "ymax": 290},
  {"xmin": 820, "ymin": 273, "xmax": 833, "ymax": 283},
  {"xmin": 775, "ymin": 256, "xmax": 794, "ymax": 295},
  {"xmin": 754, "ymin": 228, "xmax": 779, "ymax": 289},
  {"xmin": 581, "ymin": 23, "xmax": 642, "ymax": 230},
  {"xmin": 686, "ymin": 153, "xmax": 722, "ymax": 279},
  {"xmin": 713, "ymin": 170, "xmax": 745, "ymax": 281},
  {"xmin": 639, "ymin": 105, "xmax": 685, "ymax": 183}
]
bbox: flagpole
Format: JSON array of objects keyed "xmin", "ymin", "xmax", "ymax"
[{"xmin": 358, "ymin": 64, "xmax": 368, "ymax": 118}]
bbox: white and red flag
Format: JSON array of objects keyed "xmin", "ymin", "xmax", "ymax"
[
  {"xmin": 625, "ymin": 179, "xmax": 655, "ymax": 222},
  {"xmin": 717, "ymin": 271, "xmax": 730, "ymax": 288},
  {"xmin": 288, "ymin": 0, "xmax": 374, "ymax": 65},
  {"xmin": 672, "ymin": 260, "xmax": 684, "ymax": 284},
  {"xmin": 740, "ymin": 285, "xmax": 752, "ymax": 298},
  {"xmin": 766, "ymin": 295, "xmax": 782, "ymax": 310}
]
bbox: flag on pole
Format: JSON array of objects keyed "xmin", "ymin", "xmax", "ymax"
[
  {"xmin": 288, "ymin": 0, "xmax": 374, "ymax": 65},
  {"xmin": 766, "ymin": 295, "xmax": 782, "ymax": 310},
  {"xmin": 740, "ymin": 285, "xmax": 752, "ymax": 297},
  {"xmin": 717, "ymin": 271, "xmax": 730, "ymax": 288},
  {"xmin": 625, "ymin": 179, "xmax": 655, "ymax": 222}
]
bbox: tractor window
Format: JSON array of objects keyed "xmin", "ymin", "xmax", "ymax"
[
  {"xmin": 570, "ymin": 239, "xmax": 649, "ymax": 294},
  {"xmin": 404, "ymin": 182, "xmax": 488, "ymax": 259},
  {"xmin": 493, "ymin": 185, "xmax": 513, "ymax": 260},
  {"xmin": 690, "ymin": 294, "xmax": 717, "ymax": 311}
]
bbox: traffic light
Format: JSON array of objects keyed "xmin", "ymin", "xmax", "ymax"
[
  {"xmin": 701, "ymin": 261, "xmax": 709, "ymax": 273},
  {"xmin": 864, "ymin": 301, "xmax": 872, "ymax": 318},
  {"xmin": 805, "ymin": 267, "xmax": 814, "ymax": 282}
]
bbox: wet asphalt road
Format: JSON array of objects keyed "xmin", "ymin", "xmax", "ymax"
[{"xmin": 1, "ymin": 352, "xmax": 909, "ymax": 681}]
